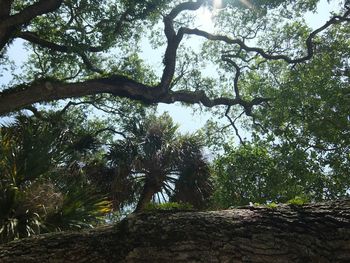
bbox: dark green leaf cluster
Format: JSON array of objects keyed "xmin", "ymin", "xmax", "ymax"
[
  {"xmin": 144, "ymin": 202, "xmax": 194, "ymax": 211},
  {"xmin": 0, "ymin": 112, "xmax": 111, "ymax": 244},
  {"xmin": 212, "ymin": 142, "xmax": 331, "ymax": 208}
]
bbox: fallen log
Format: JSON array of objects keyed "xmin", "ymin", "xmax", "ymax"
[{"xmin": 1, "ymin": 200, "xmax": 350, "ymax": 262}]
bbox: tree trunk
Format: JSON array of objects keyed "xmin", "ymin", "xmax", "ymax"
[{"xmin": 1, "ymin": 200, "xmax": 350, "ymax": 263}]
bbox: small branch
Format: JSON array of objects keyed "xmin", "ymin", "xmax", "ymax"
[
  {"xmin": 79, "ymin": 53, "xmax": 104, "ymax": 74},
  {"xmin": 225, "ymin": 106, "xmax": 245, "ymax": 145},
  {"xmin": 23, "ymin": 105, "xmax": 45, "ymax": 119},
  {"xmin": 58, "ymin": 100, "xmax": 88, "ymax": 115},
  {"xmin": 221, "ymin": 55, "xmax": 241, "ymax": 99},
  {"xmin": 93, "ymin": 127, "xmax": 128, "ymax": 140},
  {"xmin": 17, "ymin": 31, "xmax": 105, "ymax": 53},
  {"xmin": 182, "ymin": 8, "xmax": 350, "ymax": 64},
  {"xmin": 307, "ymin": 143, "xmax": 342, "ymax": 152},
  {"xmin": 17, "ymin": 32, "xmax": 105, "ymax": 74},
  {"xmin": 170, "ymin": 59, "xmax": 190, "ymax": 90},
  {"xmin": 251, "ymin": 114, "xmax": 268, "ymax": 134}
]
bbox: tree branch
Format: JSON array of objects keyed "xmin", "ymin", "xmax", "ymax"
[
  {"xmin": 1, "ymin": 200, "xmax": 350, "ymax": 262},
  {"xmin": 79, "ymin": 53, "xmax": 104, "ymax": 74},
  {"xmin": 225, "ymin": 106, "xmax": 245, "ymax": 145},
  {"xmin": 0, "ymin": 76, "xmax": 270, "ymax": 116},
  {"xmin": 159, "ymin": 1, "xmax": 205, "ymax": 91},
  {"xmin": 1, "ymin": 0, "xmax": 63, "ymax": 28},
  {"xmin": 16, "ymin": 31, "xmax": 105, "ymax": 53},
  {"xmin": 0, "ymin": 0, "xmax": 12, "ymax": 19},
  {"xmin": 16, "ymin": 31, "xmax": 105, "ymax": 73},
  {"xmin": 0, "ymin": 0, "xmax": 63, "ymax": 51},
  {"xmin": 221, "ymin": 55, "xmax": 242, "ymax": 99},
  {"xmin": 182, "ymin": 9, "xmax": 350, "ymax": 64}
]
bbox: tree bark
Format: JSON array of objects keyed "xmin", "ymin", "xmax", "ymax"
[
  {"xmin": 0, "ymin": 76, "xmax": 254, "ymax": 116},
  {"xmin": 0, "ymin": 0, "xmax": 63, "ymax": 51},
  {"xmin": 1, "ymin": 200, "xmax": 350, "ymax": 262}
]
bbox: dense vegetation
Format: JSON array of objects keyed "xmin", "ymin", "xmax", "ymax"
[{"xmin": 0, "ymin": 0, "xmax": 349, "ymax": 244}]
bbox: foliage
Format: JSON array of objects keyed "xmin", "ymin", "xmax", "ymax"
[
  {"xmin": 265, "ymin": 202, "xmax": 278, "ymax": 209},
  {"xmin": 212, "ymin": 142, "xmax": 330, "ymax": 208},
  {"xmin": 287, "ymin": 196, "xmax": 308, "ymax": 206},
  {"xmin": 205, "ymin": 11, "xmax": 350, "ymax": 209},
  {"xmin": 0, "ymin": 0, "xmax": 350, "ymax": 244},
  {"xmin": 87, "ymin": 113, "xmax": 213, "ymax": 212},
  {"xmin": 0, "ymin": 113, "xmax": 111, "ymax": 244},
  {"xmin": 144, "ymin": 202, "xmax": 194, "ymax": 211}
]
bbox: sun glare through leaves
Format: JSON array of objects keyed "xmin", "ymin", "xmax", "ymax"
[{"xmin": 213, "ymin": 0, "xmax": 223, "ymax": 9}]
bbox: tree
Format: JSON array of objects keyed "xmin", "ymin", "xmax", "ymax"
[
  {"xmin": 1, "ymin": 200, "xmax": 350, "ymax": 262},
  {"xmin": 0, "ymin": 113, "xmax": 112, "ymax": 244},
  {"xmin": 209, "ymin": 31, "xmax": 350, "ymax": 208},
  {"xmin": 87, "ymin": 113, "xmax": 212, "ymax": 212},
  {"xmin": 0, "ymin": 104, "xmax": 212, "ymax": 243},
  {"xmin": 1, "ymin": 1, "xmax": 349, "ymax": 178},
  {"xmin": 1, "ymin": 1, "xmax": 348, "ymax": 183},
  {"xmin": 212, "ymin": 142, "xmax": 328, "ymax": 208},
  {"xmin": 0, "ymin": 0, "xmax": 348, "ymax": 117},
  {"xmin": 1, "ymin": 0, "xmax": 350, "ymax": 259}
]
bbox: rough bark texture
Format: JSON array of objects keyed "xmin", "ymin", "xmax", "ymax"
[
  {"xmin": 0, "ymin": 0, "xmax": 63, "ymax": 51},
  {"xmin": 1, "ymin": 200, "xmax": 350, "ymax": 262},
  {"xmin": 0, "ymin": 77, "xmax": 252, "ymax": 116}
]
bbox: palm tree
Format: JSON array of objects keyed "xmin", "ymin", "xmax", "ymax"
[
  {"xmin": 0, "ymin": 113, "xmax": 111, "ymax": 244},
  {"xmin": 170, "ymin": 135, "xmax": 213, "ymax": 209},
  {"xmin": 97, "ymin": 113, "xmax": 213, "ymax": 212}
]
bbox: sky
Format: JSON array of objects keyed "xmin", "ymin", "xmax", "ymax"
[{"xmin": 0, "ymin": 0, "xmax": 343, "ymax": 135}]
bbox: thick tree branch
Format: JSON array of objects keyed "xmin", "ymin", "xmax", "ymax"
[
  {"xmin": 0, "ymin": 76, "xmax": 270, "ymax": 116},
  {"xmin": 0, "ymin": 76, "xmax": 154, "ymax": 115},
  {"xmin": 1, "ymin": 0, "xmax": 63, "ymax": 28},
  {"xmin": 1, "ymin": 200, "xmax": 350, "ymax": 262},
  {"xmin": 0, "ymin": 0, "xmax": 63, "ymax": 51},
  {"xmin": 160, "ymin": 1, "xmax": 204, "ymax": 91},
  {"xmin": 0, "ymin": 0, "xmax": 12, "ymax": 19}
]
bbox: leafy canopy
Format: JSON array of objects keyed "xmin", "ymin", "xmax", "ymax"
[{"xmin": 0, "ymin": 0, "xmax": 349, "ymax": 236}]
